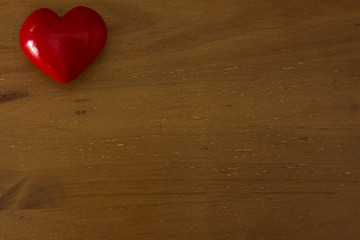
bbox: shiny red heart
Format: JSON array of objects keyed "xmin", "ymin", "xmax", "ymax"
[{"xmin": 20, "ymin": 6, "xmax": 107, "ymax": 83}]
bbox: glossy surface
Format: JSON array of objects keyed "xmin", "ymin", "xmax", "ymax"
[{"xmin": 20, "ymin": 6, "xmax": 107, "ymax": 83}]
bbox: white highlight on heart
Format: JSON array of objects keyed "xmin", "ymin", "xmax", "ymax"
[{"xmin": 26, "ymin": 40, "xmax": 39, "ymax": 58}]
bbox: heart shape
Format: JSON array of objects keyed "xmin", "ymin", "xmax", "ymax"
[{"xmin": 20, "ymin": 6, "xmax": 107, "ymax": 83}]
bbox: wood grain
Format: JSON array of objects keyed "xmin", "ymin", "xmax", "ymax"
[{"xmin": 1, "ymin": 0, "xmax": 360, "ymax": 239}]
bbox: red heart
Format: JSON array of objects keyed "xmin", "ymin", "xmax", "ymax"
[{"xmin": 20, "ymin": 6, "xmax": 107, "ymax": 83}]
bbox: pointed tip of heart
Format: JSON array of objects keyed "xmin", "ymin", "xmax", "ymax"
[
  {"xmin": 56, "ymin": 78, "xmax": 74, "ymax": 84},
  {"xmin": 52, "ymin": 71, "xmax": 81, "ymax": 84}
]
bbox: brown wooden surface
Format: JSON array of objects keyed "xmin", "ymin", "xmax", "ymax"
[{"xmin": 1, "ymin": 0, "xmax": 360, "ymax": 239}]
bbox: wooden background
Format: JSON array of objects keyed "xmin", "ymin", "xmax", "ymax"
[{"xmin": 1, "ymin": 0, "xmax": 360, "ymax": 239}]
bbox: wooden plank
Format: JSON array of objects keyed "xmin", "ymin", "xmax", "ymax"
[{"xmin": 1, "ymin": 0, "xmax": 360, "ymax": 239}]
